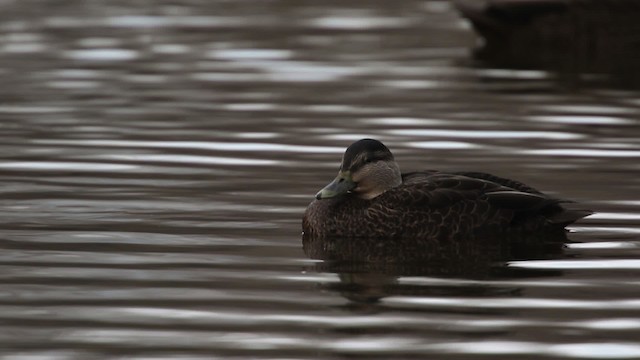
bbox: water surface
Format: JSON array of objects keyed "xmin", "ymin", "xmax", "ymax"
[{"xmin": 1, "ymin": 1, "xmax": 640, "ymax": 359}]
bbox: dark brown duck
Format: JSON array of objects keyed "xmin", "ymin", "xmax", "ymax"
[{"xmin": 303, "ymin": 139, "xmax": 591, "ymax": 240}]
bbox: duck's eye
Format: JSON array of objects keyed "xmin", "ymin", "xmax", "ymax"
[{"xmin": 338, "ymin": 178, "xmax": 344, "ymax": 183}]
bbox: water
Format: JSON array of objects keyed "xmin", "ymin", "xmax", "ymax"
[{"xmin": 1, "ymin": 1, "xmax": 639, "ymax": 359}]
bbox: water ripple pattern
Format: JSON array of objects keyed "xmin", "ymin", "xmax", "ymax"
[{"xmin": 0, "ymin": 1, "xmax": 639, "ymax": 359}]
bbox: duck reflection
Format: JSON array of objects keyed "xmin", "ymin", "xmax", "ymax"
[{"xmin": 303, "ymin": 230, "xmax": 569, "ymax": 306}]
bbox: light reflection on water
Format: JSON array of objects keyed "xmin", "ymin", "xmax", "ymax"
[
  {"xmin": 510, "ymin": 259, "xmax": 640, "ymax": 270},
  {"xmin": 521, "ymin": 149, "xmax": 640, "ymax": 158},
  {"xmin": 526, "ymin": 115, "xmax": 636, "ymax": 125},
  {"xmin": 95, "ymin": 154, "xmax": 280, "ymax": 166},
  {"xmin": 390, "ymin": 129, "xmax": 584, "ymax": 139},
  {"xmin": 386, "ymin": 297, "xmax": 640, "ymax": 310},
  {"xmin": 64, "ymin": 48, "xmax": 139, "ymax": 61},
  {"xmin": 1, "ymin": 0, "xmax": 639, "ymax": 359},
  {"xmin": 31, "ymin": 139, "xmax": 345, "ymax": 153},
  {"xmin": 408, "ymin": 140, "xmax": 479, "ymax": 149},
  {"xmin": 0, "ymin": 161, "xmax": 140, "ymax": 171}
]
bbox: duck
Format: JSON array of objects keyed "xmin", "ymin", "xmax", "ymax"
[
  {"xmin": 454, "ymin": 0, "xmax": 640, "ymax": 86},
  {"xmin": 302, "ymin": 138, "xmax": 591, "ymax": 241}
]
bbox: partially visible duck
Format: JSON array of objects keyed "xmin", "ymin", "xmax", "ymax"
[{"xmin": 455, "ymin": 0, "xmax": 640, "ymax": 85}]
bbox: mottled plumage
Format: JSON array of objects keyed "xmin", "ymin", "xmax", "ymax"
[{"xmin": 303, "ymin": 139, "xmax": 591, "ymax": 242}]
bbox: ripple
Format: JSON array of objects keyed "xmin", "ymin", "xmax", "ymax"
[
  {"xmin": 571, "ymin": 227, "xmax": 640, "ymax": 235},
  {"xmin": 77, "ymin": 37, "xmax": 121, "ymax": 47},
  {"xmin": 209, "ymin": 57, "xmax": 366, "ymax": 82},
  {"xmin": 0, "ymin": 161, "xmax": 138, "ymax": 171},
  {"xmin": 94, "ymin": 154, "xmax": 278, "ymax": 166},
  {"xmin": 389, "ymin": 129, "xmax": 583, "ymax": 140},
  {"xmin": 544, "ymin": 104, "xmax": 638, "ymax": 115},
  {"xmin": 431, "ymin": 341, "xmax": 640, "ymax": 359},
  {"xmin": 310, "ymin": 15, "xmax": 410, "ymax": 30},
  {"xmin": 379, "ymin": 79, "xmax": 440, "ymax": 89},
  {"xmin": 2, "ymin": 43, "xmax": 46, "ymax": 53},
  {"xmin": 151, "ymin": 44, "xmax": 190, "ymax": 54},
  {"xmin": 521, "ymin": 149, "xmax": 640, "ymax": 157},
  {"xmin": 33, "ymin": 139, "xmax": 344, "ymax": 153},
  {"xmin": 124, "ymin": 74, "xmax": 169, "ymax": 84},
  {"xmin": 190, "ymin": 72, "xmax": 264, "ymax": 82},
  {"xmin": 208, "ymin": 48, "xmax": 293, "ymax": 60},
  {"xmin": 385, "ymin": 297, "xmax": 640, "ymax": 310},
  {"xmin": 527, "ymin": 115, "xmax": 635, "ymax": 125},
  {"xmin": 320, "ymin": 134, "xmax": 378, "ymax": 141},
  {"xmin": 235, "ymin": 132, "xmax": 279, "ymax": 139},
  {"xmin": 399, "ymin": 277, "xmax": 609, "ymax": 292},
  {"xmin": 551, "ymin": 343, "xmax": 640, "ymax": 359},
  {"xmin": 510, "ymin": 259, "xmax": 640, "ymax": 270},
  {"xmin": 478, "ymin": 68, "xmax": 551, "ymax": 79},
  {"xmin": 54, "ymin": 329, "xmax": 308, "ymax": 350},
  {"xmin": 105, "ymin": 15, "xmax": 174, "ymax": 28},
  {"xmin": 579, "ymin": 318, "xmax": 640, "ymax": 330},
  {"xmin": 432, "ymin": 340, "xmax": 543, "ymax": 355},
  {"xmin": 588, "ymin": 212, "xmax": 640, "ymax": 221},
  {"xmin": 361, "ymin": 117, "xmax": 448, "ymax": 126},
  {"xmin": 51, "ymin": 69, "xmax": 102, "ymax": 79},
  {"xmin": 0, "ymin": 106, "xmax": 73, "ymax": 114},
  {"xmin": 408, "ymin": 141, "xmax": 480, "ymax": 149},
  {"xmin": 259, "ymin": 60, "xmax": 365, "ymax": 82},
  {"xmin": 64, "ymin": 49, "xmax": 138, "ymax": 61},
  {"xmin": 47, "ymin": 80, "xmax": 101, "ymax": 89},
  {"xmin": 224, "ymin": 103, "xmax": 276, "ymax": 111},
  {"xmin": 104, "ymin": 15, "xmax": 248, "ymax": 28},
  {"xmin": 307, "ymin": 104, "xmax": 377, "ymax": 114},
  {"xmin": 191, "ymin": 59, "xmax": 364, "ymax": 83},
  {"xmin": 569, "ymin": 241, "xmax": 640, "ymax": 249}
]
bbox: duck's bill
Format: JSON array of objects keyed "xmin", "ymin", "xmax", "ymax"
[{"xmin": 315, "ymin": 172, "xmax": 356, "ymax": 200}]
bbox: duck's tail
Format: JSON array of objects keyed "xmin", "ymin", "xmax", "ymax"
[
  {"xmin": 485, "ymin": 190, "xmax": 592, "ymax": 227},
  {"xmin": 548, "ymin": 206, "xmax": 593, "ymax": 226}
]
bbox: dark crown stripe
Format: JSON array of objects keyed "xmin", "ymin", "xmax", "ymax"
[{"xmin": 341, "ymin": 139, "xmax": 393, "ymax": 170}]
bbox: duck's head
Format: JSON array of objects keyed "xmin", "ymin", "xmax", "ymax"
[{"xmin": 315, "ymin": 139, "xmax": 402, "ymax": 200}]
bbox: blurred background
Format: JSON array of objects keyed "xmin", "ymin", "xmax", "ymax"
[{"xmin": 1, "ymin": 1, "xmax": 639, "ymax": 359}]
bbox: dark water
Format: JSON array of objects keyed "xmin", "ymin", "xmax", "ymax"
[{"xmin": 1, "ymin": 1, "xmax": 640, "ymax": 359}]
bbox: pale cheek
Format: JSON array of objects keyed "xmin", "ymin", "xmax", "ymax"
[{"xmin": 354, "ymin": 179, "xmax": 372, "ymax": 192}]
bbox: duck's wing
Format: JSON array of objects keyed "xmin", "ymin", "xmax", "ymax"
[
  {"xmin": 384, "ymin": 173, "xmax": 512, "ymax": 213},
  {"xmin": 449, "ymin": 172, "xmax": 592, "ymax": 224},
  {"xmin": 393, "ymin": 172, "xmax": 590, "ymax": 225},
  {"xmin": 452, "ymin": 171, "xmax": 543, "ymax": 194},
  {"xmin": 412, "ymin": 173, "xmax": 553, "ymax": 210},
  {"xmin": 403, "ymin": 170, "xmax": 542, "ymax": 194}
]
